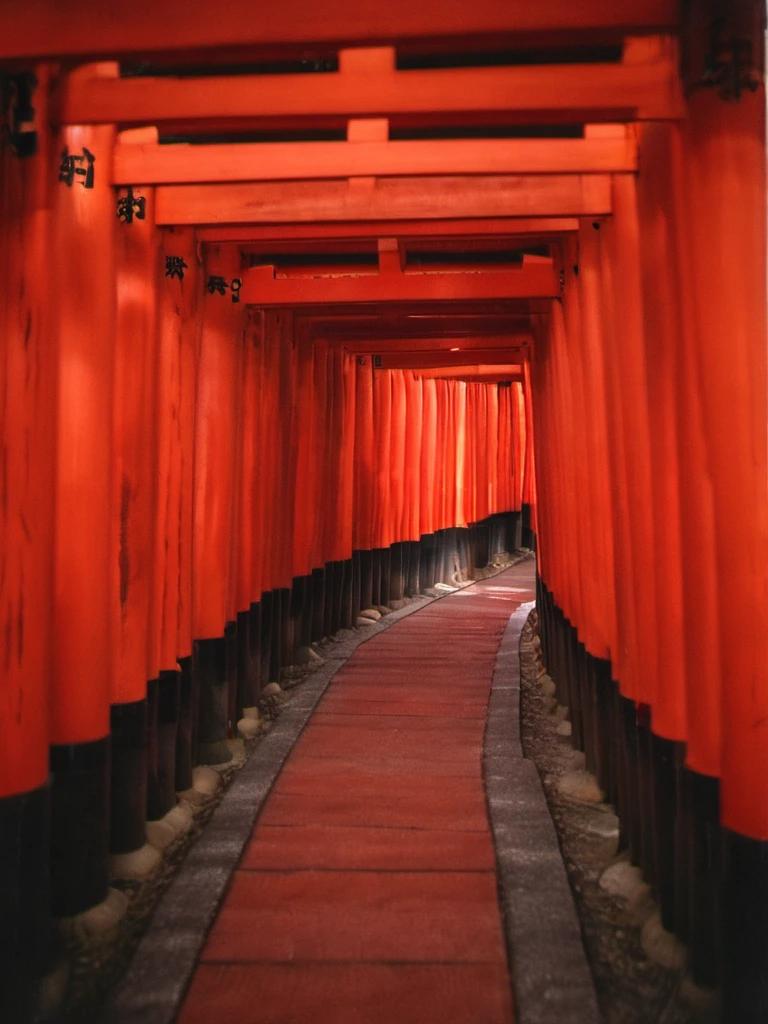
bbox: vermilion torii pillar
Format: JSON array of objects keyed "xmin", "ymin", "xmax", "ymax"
[
  {"xmin": 192, "ymin": 246, "xmax": 242, "ymax": 764},
  {"xmin": 110, "ymin": 178, "xmax": 162, "ymax": 866},
  {"xmin": 51, "ymin": 113, "xmax": 117, "ymax": 919},
  {"xmin": 0, "ymin": 61, "xmax": 56, "ymax": 1020}
]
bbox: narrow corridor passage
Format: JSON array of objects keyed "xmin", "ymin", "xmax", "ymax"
[{"xmin": 177, "ymin": 566, "xmax": 535, "ymax": 1024}]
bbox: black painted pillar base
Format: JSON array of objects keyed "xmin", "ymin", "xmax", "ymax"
[
  {"xmin": 472, "ymin": 521, "xmax": 490, "ymax": 569},
  {"xmin": 721, "ymin": 829, "xmax": 768, "ymax": 1023},
  {"xmin": 457, "ymin": 527, "xmax": 472, "ymax": 581},
  {"xmin": 451, "ymin": 527, "xmax": 464, "ymax": 582},
  {"xmin": 290, "ymin": 575, "xmax": 312, "ymax": 653},
  {"xmin": 329, "ymin": 560, "xmax": 344, "ymax": 634},
  {"xmin": 341, "ymin": 557, "xmax": 355, "ymax": 629},
  {"xmin": 650, "ymin": 733, "xmax": 678, "ymax": 932},
  {"xmin": 433, "ymin": 530, "xmax": 447, "ymax": 584},
  {"xmin": 378, "ymin": 547, "xmax": 390, "ymax": 607},
  {"xmin": 358, "ymin": 549, "xmax": 373, "ymax": 611},
  {"xmin": 351, "ymin": 552, "xmax": 362, "ymax": 622},
  {"xmin": 419, "ymin": 533, "xmax": 436, "ymax": 591},
  {"xmin": 370, "ymin": 549, "xmax": 382, "ymax": 607},
  {"xmin": 582, "ymin": 645, "xmax": 599, "ymax": 776},
  {"xmin": 288, "ymin": 578, "xmax": 303, "ymax": 654},
  {"xmin": 566, "ymin": 625, "xmax": 585, "ymax": 751},
  {"xmin": 194, "ymin": 637, "xmax": 230, "ymax": 765},
  {"xmin": 636, "ymin": 707, "xmax": 656, "ymax": 883},
  {"xmin": 236, "ymin": 609, "xmax": 251, "ymax": 718},
  {"xmin": 619, "ymin": 696, "xmax": 644, "ymax": 870},
  {"xmin": 259, "ymin": 591, "xmax": 273, "ymax": 690},
  {"xmin": 689, "ymin": 769, "xmax": 720, "ymax": 989},
  {"xmin": 404, "ymin": 540, "xmax": 420, "ymax": 597},
  {"xmin": 0, "ymin": 784, "xmax": 51, "ymax": 1024},
  {"xmin": 389, "ymin": 542, "xmax": 405, "ymax": 602},
  {"xmin": 176, "ymin": 655, "xmax": 194, "ymax": 792},
  {"xmin": 672, "ymin": 746, "xmax": 691, "ymax": 947},
  {"xmin": 224, "ymin": 620, "xmax": 238, "ymax": 736},
  {"xmin": 156, "ymin": 669, "xmax": 180, "ymax": 814},
  {"xmin": 467, "ymin": 524, "xmax": 477, "ymax": 571},
  {"xmin": 277, "ymin": 588, "xmax": 292, "ymax": 675},
  {"xmin": 147, "ymin": 670, "xmax": 180, "ymax": 819},
  {"xmin": 521, "ymin": 502, "xmax": 534, "ymax": 548},
  {"xmin": 322, "ymin": 563, "xmax": 335, "ymax": 637},
  {"xmin": 311, "ymin": 568, "xmax": 326, "ymax": 643},
  {"xmin": 50, "ymin": 737, "xmax": 110, "ymax": 917},
  {"xmin": 246, "ymin": 602, "xmax": 262, "ymax": 707},
  {"xmin": 504, "ymin": 510, "xmax": 522, "ymax": 553},
  {"xmin": 146, "ymin": 677, "xmax": 162, "ymax": 821},
  {"xmin": 434, "ymin": 529, "xmax": 447, "ymax": 585},
  {"xmin": 487, "ymin": 514, "xmax": 504, "ymax": 560},
  {"xmin": 268, "ymin": 589, "xmax": 286, "ymax": 682},
  {"xmin": 591, "ymin": 655, "xmax": 614, "ymax": 801},
  {"xmin": 110, "ymin": 699, "xmax": 148, "ymax": 853}
]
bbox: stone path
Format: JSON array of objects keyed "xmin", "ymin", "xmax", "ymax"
[{"xmin": 177, "ymin": 571, "xmax": 535, "ymax": 1024}]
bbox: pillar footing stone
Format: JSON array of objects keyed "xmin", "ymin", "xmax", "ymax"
[
  {"xmin": 236, "ymin": 716, "xmax": 261, "ymax": 739},
  {"xmin": 296, "ymin": 645, "xmax": 324, "ymax": 664},
  {"xmin": 109, "ymin": 842, "xmax": 163, "ymax": 881},
  {"xmin": 192, "ymin": 765, "xmax": 221, "ymax": 794},
  {"xmin": 641, "ymin": 910, "xmax": 687, "ymax": 970},
  {"xmin": 146, "ymin": 804, "xmax": 194, "ymax": 851},
  {"xmin": 57, "ymin": 887, "xmax": 129, "ymax": 941},
  {"xmin": 558, "ymin": 769, "xmax": 603, "ymax": 804}
]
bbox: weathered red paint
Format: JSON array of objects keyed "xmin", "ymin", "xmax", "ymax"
[
  {"xmin": 52, "ymin": 119, "xmax": 117, "ymax": 745},
  {"xmin": 112, "ymin": 183, "xmax": 160, "ymax": 699},
  {"xmin": 0, "ymin": 64, "xmax": 55, "ymax": 795}
]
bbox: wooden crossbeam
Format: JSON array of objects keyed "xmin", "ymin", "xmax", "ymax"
[
  {"xmin": 114, "ymin": 134, "xmax": 637, "ymax": 185},
  {"xmin": 307, "ymin": 311, "xmax": 542, "ymax": 336},
  {"xmin": 272, "ymin": 260, "xmax": 539, "ymax": 277},
  {"xmin": 197, "ymin": 217, "xmax": 579, "ymax": 244},
  {"xmin": 58, "ymin": 41, "xmax": 682, "ymax": 125},
  {"xmin": 369, "ymin": 349, "xmax": 525, "ymax": 369},
  {"xmin": 0, "ymin": 2, "xmax": 680, "ymax": 60},
  {"xmin": 156, "ymin": 174, "xmax": 610, "ymax": 225},
  {"xmin": 241, "ymin": 255, "xmax": 558, "ymax": 305},
  {"xmin": 342, "ymin": 335, "xmax": 533, "ymax": 352},
  {"xmin": 407, "ymin": 365, "xmax": 525, "ymax": 381}
]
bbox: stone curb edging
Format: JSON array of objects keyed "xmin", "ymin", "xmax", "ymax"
[
  {"xmin": 484, "ymin": 585, "xmax": 601, "ymax": 1024},
  {"xmin": 101, "ymin": 554, "xmax": 533, "ymax": 1024}
]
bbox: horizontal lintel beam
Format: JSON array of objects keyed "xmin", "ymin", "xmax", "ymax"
[
  {"xmin": 305, "ymin": 308, "xmax": 547, "ymax": 335},
  {"xmin": 407, "ymin": 365, "xmax": 524, "ymax": 381},
  {"xmin": 342, "ymin": 334, "xmax": 533, "ymax": 353},
  {"xmin": 368, "ymin": 349, "xmax": 525, "ymax": 369},
  {"xmin": 241, "ymin": 257, "xmax": 558, "ymax": 305},
  {"xmin": 156, "ymin": 175, "xmax": 611, "ymax": 225},
  {"xmin": 59, "ymin": 42, "xmax": 682, "ymax": 124},
  {"xmin": 0, "ymin": 2, "xmax": 679, "ymax": 61},
  {"xmin": 196, "ymin": 217, "xmax": 579, "ymax": 244},
  {"xmin": 307, "ymin": 316, "xmax": 536, "ymax": 341},
  {"xmin": 114, "ymin": 135, "xmax": 637, "ymax": 185}
]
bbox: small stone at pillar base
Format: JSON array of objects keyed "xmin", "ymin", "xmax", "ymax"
[{"xmin": 109, "ymin": 842, "xmax": 162, "ymax": 881}]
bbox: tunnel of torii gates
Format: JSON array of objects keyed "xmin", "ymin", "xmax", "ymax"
[{"xmin": 0, "ymin": 0, "xmax": 766, "ymax": 1020}]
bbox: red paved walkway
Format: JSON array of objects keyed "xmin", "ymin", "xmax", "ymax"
[{"xmin": 179, "ymin": 571, "xmax": 533, "ymax": 1024}]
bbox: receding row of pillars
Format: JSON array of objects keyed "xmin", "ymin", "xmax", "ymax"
[{"xmin": 537, "ymin": 575, "xmax": 768, "ymax": 1024}]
